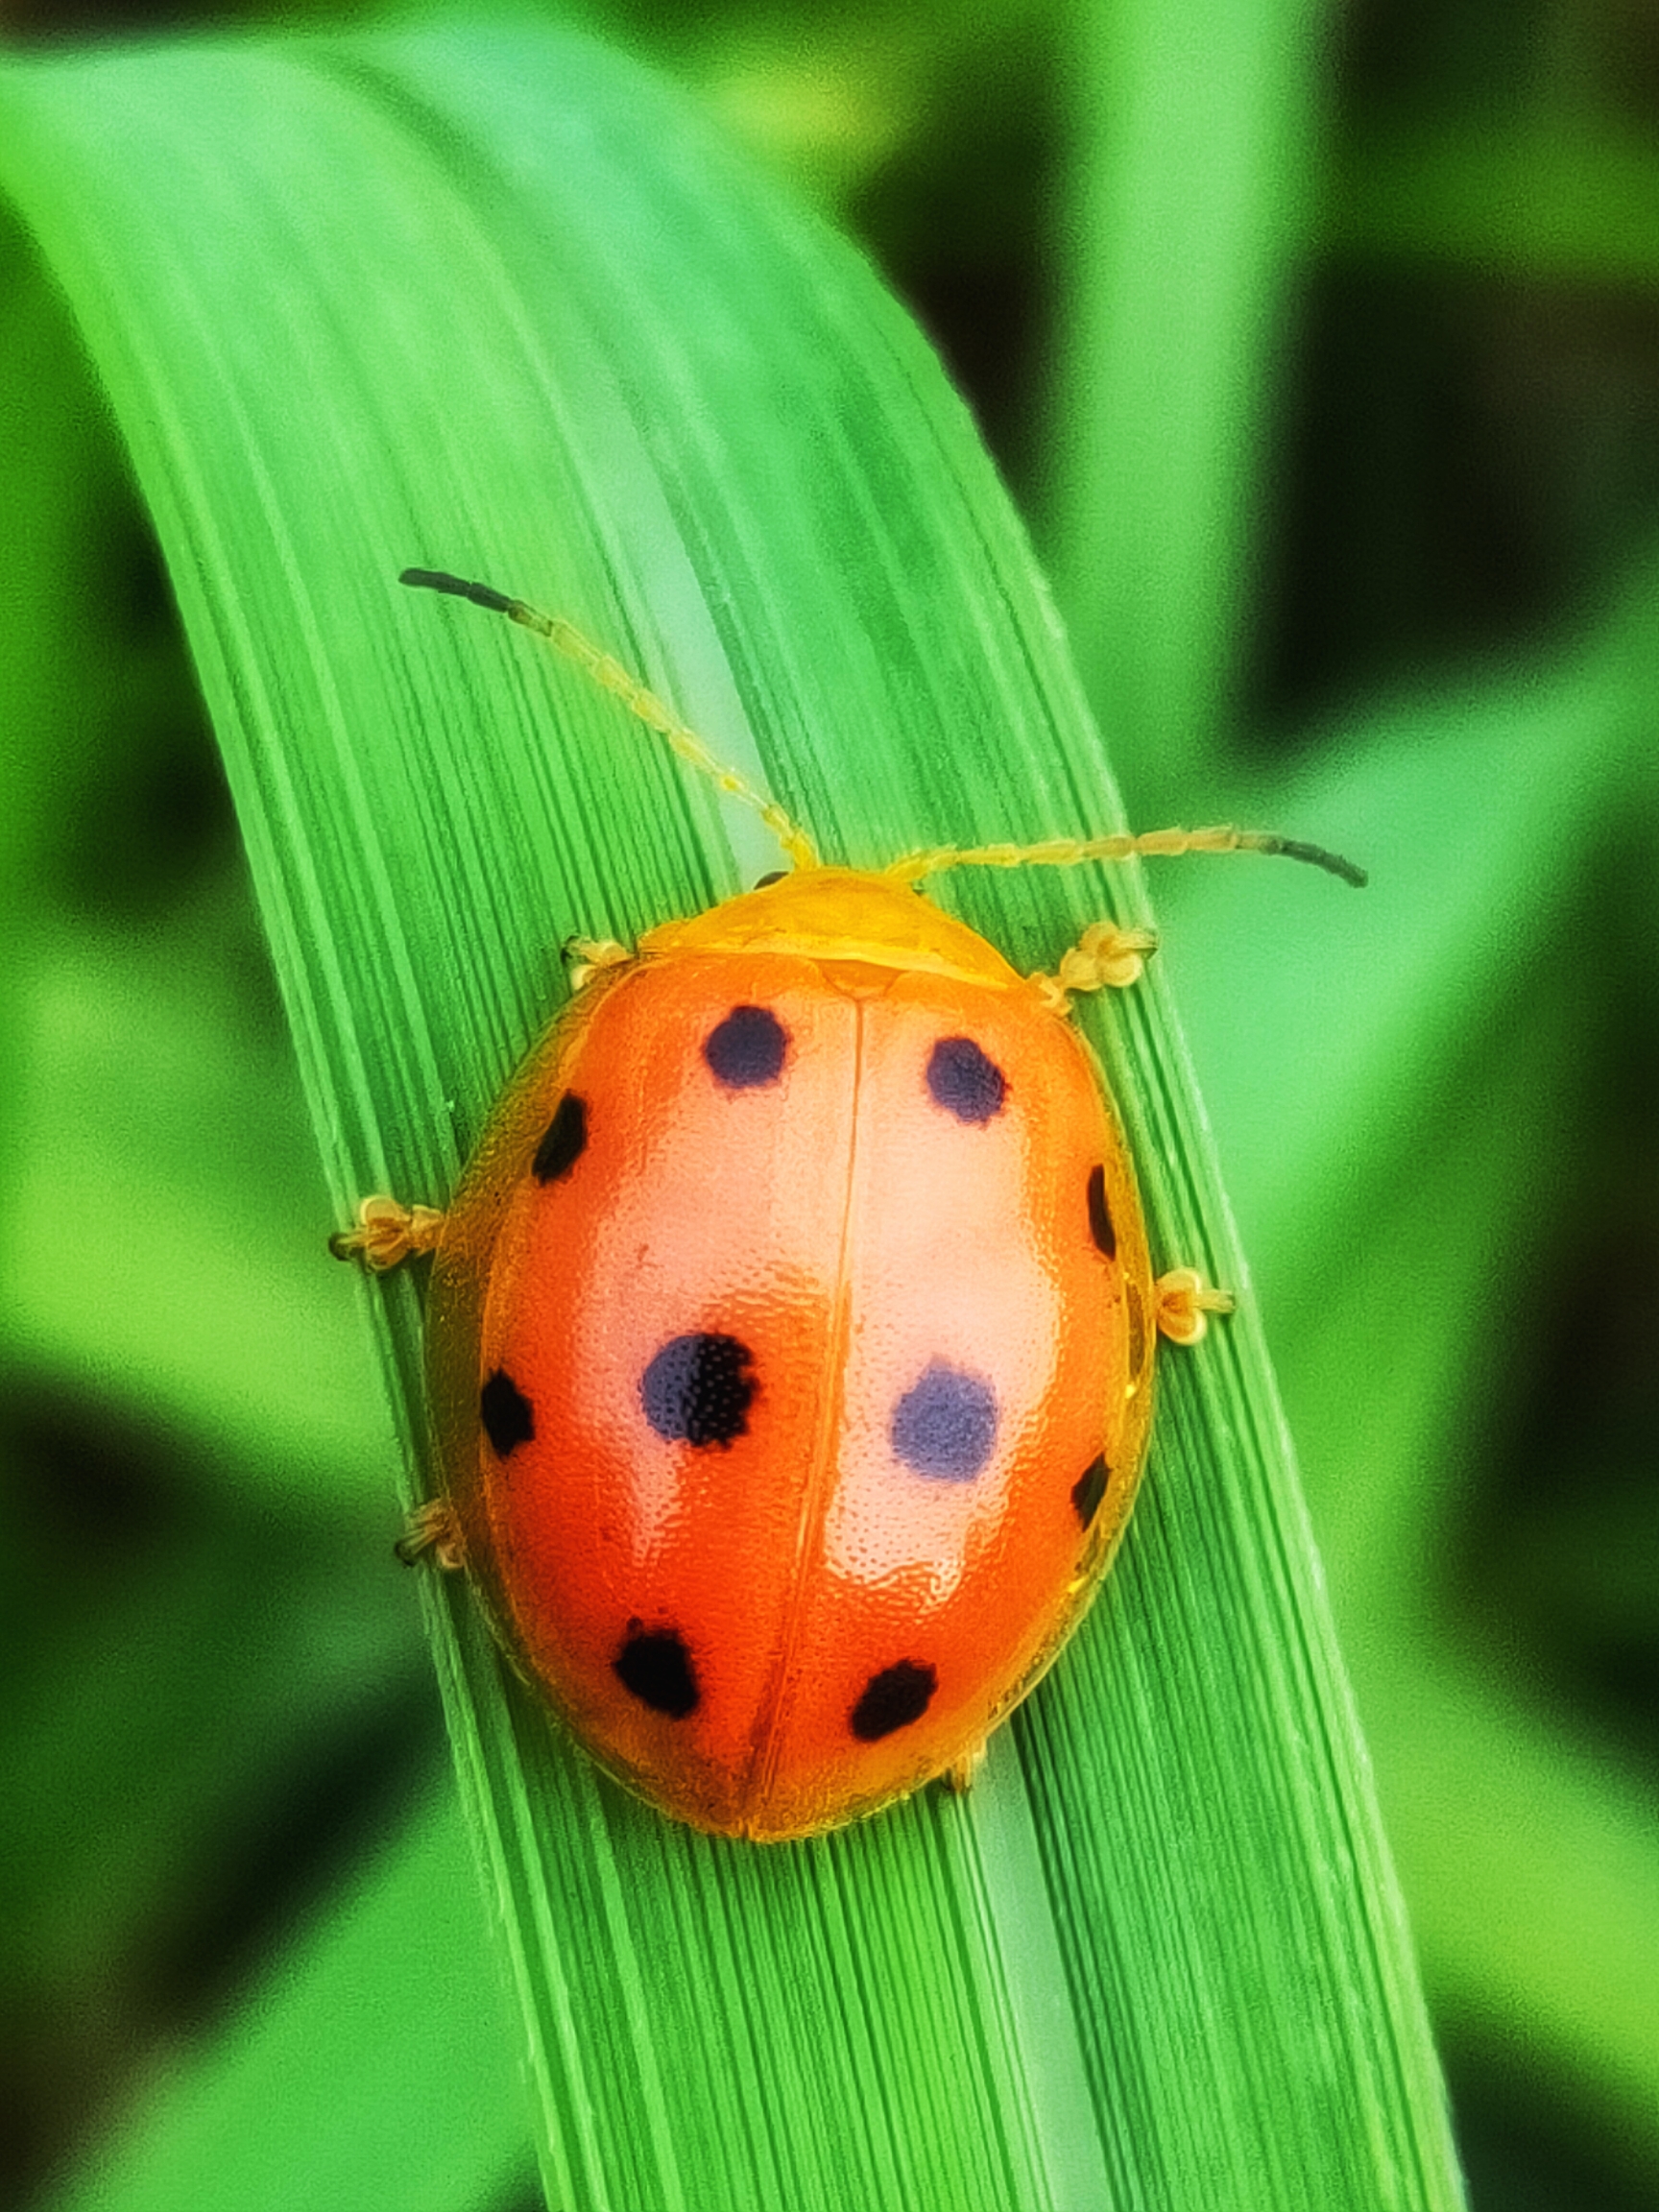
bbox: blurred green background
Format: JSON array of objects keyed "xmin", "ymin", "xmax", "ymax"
[{"xmin": 1, "ymin": 1, "xmax": 1655, "ymax": 2208}]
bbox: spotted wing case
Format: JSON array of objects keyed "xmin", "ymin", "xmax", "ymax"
[{"xmin": 425, "ymin": 873, "xmax": 1156, "ymax": 1839}]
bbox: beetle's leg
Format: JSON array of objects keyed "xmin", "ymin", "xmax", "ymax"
[
  {"xmin": 395, "ymin": 1498, "xmax": 465, "ymax": 1571},
  {"xmin": 1031, "ymin": 921, "xmax": 1161, "ymax": 1013},
  {"xmin": 942, "ymin": 1739, "xmax": 989, "ymax": 1794},
  {"xmin": 563, "ymin": 935, "xmax": 634, "ymax": 992},
  {"xmin": 329, "ymin": 1195, "xmax": 445, "ymax": 1272},
  {"xmin": 1154, "ymin": 1267, "xmax": 1235, "ymax": 1346}
]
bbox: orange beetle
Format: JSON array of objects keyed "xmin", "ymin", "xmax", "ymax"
[{"xmin": 335, "ymin": 570, "xmax": 1362, "ymax": 1841}]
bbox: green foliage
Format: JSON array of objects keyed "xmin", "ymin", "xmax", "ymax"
[{"xmin": 1, "ymin": 5, "xmax": 1653, "ymax": 2211}]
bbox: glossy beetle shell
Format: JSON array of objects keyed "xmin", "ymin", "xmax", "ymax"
[{"xmin": 425, "ymin": 869, "xmax": 1155, "ymax": 1839}]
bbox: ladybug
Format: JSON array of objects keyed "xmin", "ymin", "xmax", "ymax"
[{"xmin": 334, "ymin": 568, "xmax": 1363, "ymax": 1841}]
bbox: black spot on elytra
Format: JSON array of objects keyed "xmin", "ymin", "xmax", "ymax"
[
  {"xmin": 614, "ymin": 1623, "xmax": 699, "ymax": 1718},
  {"xmin": 926, "ymin": 1036, "xmax": 1006, "ymax": 1124},
  {"xmin": 533, "ymin": 1092, "xmax": 588, "ymax": 1183},
  {"xmin": 704, "ymin": 1004, "xmax": 788, "ymax": 1089},
  {"xmin": 1072, "ymin": 1455, "xmax": 1109, "ymax": 1528},
  {"xmin": 1087, "ymin": 1165, "xmax": 1117, "ymax": 1259},
  {"xmin": 480, "ymin": 1369, "xmax": 534, "ymax": 1456},
  {"xmin": 890, "ymin": 1361, "xmax": 998, "ymax": 1480},
  {"xmin": 754, "ymin": 870, "xmax": 787, "ymax": 888},
  {"xmin": 852, "ymin": 1660, "xmax": 937, "ymax": 1742},
  {"xmin": 641, "ymin": 1333, "xmax": 756, "ymax": 1448}
]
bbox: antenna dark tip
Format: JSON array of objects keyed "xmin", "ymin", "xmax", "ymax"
[
  {"xmin": 399, "ymin": 567, "xmax": 515, "ymax": 615},
  {"xmin": 1266, "ymin": 836, "xmax": 1368, "ymax": 889}
]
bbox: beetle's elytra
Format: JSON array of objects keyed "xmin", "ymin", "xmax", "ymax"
[{"xmin": 333, "ymin": 569, "xmax": 1362, "ymax": 1841}]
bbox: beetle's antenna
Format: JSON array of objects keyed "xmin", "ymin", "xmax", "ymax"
[
  {"xmin": 401, "ymin": 568, "xmax": 819, "ymax": 874},
  {"xmin": 882, "ymin": 827, "xmax": 1367, "ymax": 890}
]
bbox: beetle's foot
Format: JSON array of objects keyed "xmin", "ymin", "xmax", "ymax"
[
  {"xmin": 1154, "ymin": 1267, "xmax": 1234, "ymax": 1346},
  {"xmin": 564, "ymin": 936, "xmax": 633, "ymax": 991},
  {"xmin": 329, "ymin": 1195, "xmax": 445, "ymax": 1272},
  {"xmin": 942, "ymin": 1739, "xmax": 989, "ymax": 1795},
  {"xmin": 1033, "ymin": 922, "xmax": 1160, "ymax": 1012},
  {"xmin": 395, "ymin": 1498, "xmax": 464, "ymax": 1571}
]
